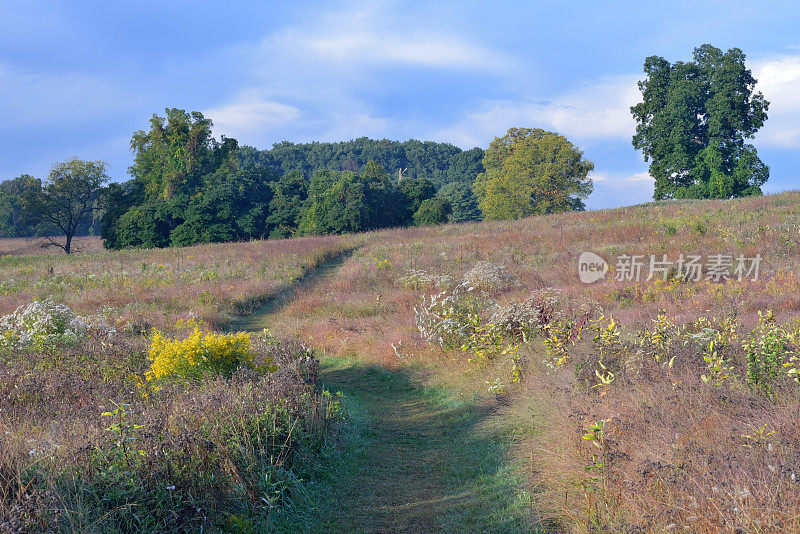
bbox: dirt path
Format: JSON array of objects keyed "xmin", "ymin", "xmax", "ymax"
[{"xmin": 234, "ymin": 254, "xmax": 534, "ymax": 533}]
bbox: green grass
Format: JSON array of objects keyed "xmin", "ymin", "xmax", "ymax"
[
  {"xmin": 275, "ymin": 356, "xmax": 537, "ymax": 533},
  {"xmin": 225, "ymin": 236, "xmax": 539, "ymax": 532}
]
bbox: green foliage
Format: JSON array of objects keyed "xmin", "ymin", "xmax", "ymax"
[
  {"xmin": 101, "ymin": 402, "xmax": 146, "ymax": 469},
  {"xmin": 266, "ymin": 170, "xmax": 308, "ymax": 238},
  {"xmin": 244, "ymin": 137, "xmax": 484, "ymax": 189},
  {"xmin": 110, "ymin": 200, "xmax": 172, "ymax": 249},
  {"xmin": 631, "ymin": 44, "xmax": 770, "ymax": 200},
  {"xmin": 6, "ymin": 104, "xmax": 492, "ymax": 247},
  {"xmin": 438, "ymin": 182, "xmax": 482, "ymax": 222},
  {"xmin": 169, "ymin": 160, "xmax": 276, "ymax": 246},
  {"xmin": 129, "ymin": 108, "xmax": 219, "ymax": 200},
  {"xmin": 744, "ymin": 310, "xmax": 798, "ymax": 393},
  {"xmin": 105, "ymin": 109, "xmax": 277, "ymax": 248},
  {"xmin": 474, "ymin": 127, "xmax": 594, "ymax": 220},
  {"xmin": 24, "ymin": 158, "xmax": 108, "ymax": 253},
  {"xmin": 299, "ymin": 163, "xmax": 404, "ymax": 235},
  {"xmin": 413, "ymin": 197, "xmax": 452, "ymax": 226},
  {"xmin": 638, "ymin": 314, "xmax": 677, "ymax": 362},
  {"xmin": 701, "ymin": 336, "xmax": 736, "ymax": 388},
  {"xmin": 94, "ymin": 109, "xmax": 489, "ymax": 248},
  {"xmin": 0, "ymin": 175, "xmax": 44, "ymax": 237},
  {"xmin": 398, "ymin": 176, "xmax": 436, "ymax": 219}
]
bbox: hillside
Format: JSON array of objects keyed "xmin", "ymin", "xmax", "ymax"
[{"xmin": 2, "ymin": 191, "xmax": 800, "ymax": 532}]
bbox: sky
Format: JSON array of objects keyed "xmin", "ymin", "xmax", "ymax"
[{"xmin": 1, "ymin": 0, "xmax": 799, "ymax": 209}]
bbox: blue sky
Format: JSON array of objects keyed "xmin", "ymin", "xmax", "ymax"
[{"xmin": 1, "ymin": 0, "xmax": 799, "ymax": 209}]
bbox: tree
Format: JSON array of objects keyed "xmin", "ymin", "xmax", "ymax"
[
  {"xmin": 105, "ymin": 109, "xmax": 257, "ymax": 249},
  {"xmin": 438, "ymin": 182, "xmax": 481, "ymax": 222},
  {"xmin": 631, "ymin": 44, "xmax": 770, "ymax": 199},
  {"xmin": 397, "ymin": 177, "xmax": 436, "ymax": 223},
  {"xmin": 474, "ymin": 128, "xmax": 594, "ymax": 220},
  {"xmin": 129, "ymin": 108, "xmax": 218, "ymax": 200},
  {"xmin": 299, "ymin": 162, "xmax": 400, "ymax": 235},
  {"xmin": 24, "ymin": 159, "xmax": 108, "ymax": 254},
  {"xmin": 169, "ymin": 160, "xmax": 275, "ymax": 246},
  {"xmin": 414, "ymin": 197, "xmax": 452, "ymax": 226},
  {"xmin": 446, "ymin": 148, "xmax": 485, "ymax": 185},
  {"xmin": 266, "ymin": 171, "xmax": 308, "ymax": 238},
  {"xmin": 0, "ymin": 175, "xmax": 43, "ymax": 237}
]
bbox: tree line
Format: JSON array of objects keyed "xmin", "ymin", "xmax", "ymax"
[
  {"xmin": 1, "ymin": 110, "xmax": 594, "ymax": 252},
  {"xmin": 0, "ymin": 44, "xmax": 771, "ymax": 253},
  {"xmin": 98, "ymin": 109, "xmax": 491, "ymax": 249}
]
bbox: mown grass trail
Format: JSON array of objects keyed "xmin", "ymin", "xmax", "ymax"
[
  {"xmin": 234, "ymin": 253, "xmax": 535, "ymax": 532},
  {"xmin": 297, "ymin": 358, "xmax": 529, "ymax": 533}
]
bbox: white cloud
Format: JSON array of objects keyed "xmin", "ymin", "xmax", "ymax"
[
  {"xmin": 752, "ymin": 55, "xmax": 800, "ymax": 148},
  {"xmin": 585, "ymin": 169, "xmax": 654, "ymax": 209},
  {"xmin": 628, "ymin": 171, "xmax": 654, "ymax": 183},
  {"xmin": 433, "ymin": 74, "xmax": 641, "ymax": 148},
  {"xmin": 205, "ymin": 91, "xmax": 301, "ymax": 141},
  {"xmin": 205, "ymin": 1, "xmax": 516, "ymax": 148},
  {"xmin": 297, "ymin": 31, "xmax": 513, "ymax": 71},
  {"xmin": 590, "ymin": 170, "xmax": 652, "ymax": 184},
  {"xmin": 258, "ymin": 2, "xmax": 515, "ymax": 73}
]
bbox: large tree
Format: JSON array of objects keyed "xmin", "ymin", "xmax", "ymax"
[
  {"xmin": 104, "ymin": 109, "xmax": 256, "ymax": 249},
  {"xmin": 299, "ymin": 162, "xmax": 403, "ymax": 235},
  {"xmin": 24, "ymin": 159, "xmax": 108, "ymax": 254},
  {"xmin": 129, "ymin": 108, "xmax": 218, "ymax": 200},
  {"xmin": 631, "ymin": 44, "xmax": 770, "ymax": 200},
  {"xmin": 474, "ymin": 128, "xmax": 594, "ymax": 220}
]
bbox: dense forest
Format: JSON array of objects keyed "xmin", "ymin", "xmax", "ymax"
[
  {"xmin": 239, "ymin": 137, "xmax": 485, "ymax": 190},
  {"xmin": 0, "ymin": 109, "xmax": 485, "ymax": 246}
]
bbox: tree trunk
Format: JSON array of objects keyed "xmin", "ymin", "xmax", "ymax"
[{"xmin": 64, "ymin": 233, "xmax": 73, "ymax": 255}]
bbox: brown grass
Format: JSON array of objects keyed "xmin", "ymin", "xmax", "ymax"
[
  {"xmin": 3, "ymin": 191, "xmax": 800, "ymax": 531},
  {"xmin": 0, "ymin": 236, "xmax": 104, "ymax": 256},
  {"xmin": 257, "ymin": 191, "xmax": 800, "ymax": 532}
]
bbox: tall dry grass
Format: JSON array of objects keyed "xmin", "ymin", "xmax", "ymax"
[
  {"xmin": 261, "ymin": 191, "xmax": 800, "ymax": 532},
  {"xmin": 0, "ymin": 235, "xmax": 354, "ymax": 531}
]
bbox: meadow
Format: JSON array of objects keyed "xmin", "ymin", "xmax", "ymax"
[
  {"xmin": 2, "ymin": 191, "xmax": 800, "ymax": 532},
  {"xmin": 0, "ymin": 235, "xmax": 353, "ymax": 531},
  {"xmin": 257, "ymin": 191, "xmax": 800, "ymax": 532}
]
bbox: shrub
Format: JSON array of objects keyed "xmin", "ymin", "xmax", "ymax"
[
  {"xmin": 413, "ymin": 197, "xmax": 452, "ymax": 226},
  {"xmin": 0, "ymin": 299, "xmax": 113, "ymax": 348},
  {"xmin": 744, "ymin": 311, "xmax": 799, "ymax": 392},
  {"xmin": 146, "ymin": 327, "xmax": 271, "ymax": 382},
  {"xmin": 398, "ymin": 269, "xmax": 437, "ymax": 290},
  {"xmin": 462, "ymin": 261, "xmax": 517, "ymax": 292},
  {"xmin": 414, "ymin": 287, "xmax": 488, "ymax": 349}
]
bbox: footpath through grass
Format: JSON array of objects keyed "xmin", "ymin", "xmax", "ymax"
[
  {"xmin": 280, "ymin": 357, "xmax": 530, "ymax": 533},
  {"xmin": 234, "ymin": 251, "xmax": 536, "ymax": 532}
]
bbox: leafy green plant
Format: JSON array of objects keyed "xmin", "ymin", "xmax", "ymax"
[
  {"xmin": 638, "ymin": 314, "xmax": 677, "ymax": 363},
  {"xmin": 701, "ymin": 336, "xmax": 736, "ymax": 387},
  {"xmin": 579, "ymin": 418, "xmax": 619, "ymax": 528},
  {"xmin": 101, "ymin": 401, "xmax": 145, "ymax": 469},
  {"xmin": 744, "ymin": 310, "xmax": 797, "ymax": 392},
  {"xmin": 592, "ymin": 315, "xmax": 626, "ymax": 371}
]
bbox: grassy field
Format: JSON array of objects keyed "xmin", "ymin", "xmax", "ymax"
[{"xmin": 3, "ymin": 191, "xmax": 800, "ymax": 532}]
